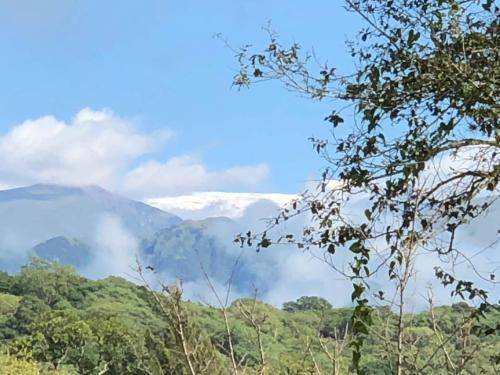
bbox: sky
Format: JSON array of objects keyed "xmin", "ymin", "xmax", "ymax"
[
  {"xmin": 0, "ymin": 2, "xmax": 497, "ymax": 308},
  {"xmin": 0, "ymin": 0, "xmax": 362, "ymax": 198}
]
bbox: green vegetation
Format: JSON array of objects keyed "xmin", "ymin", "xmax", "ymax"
[
  {"xmin": 0, "ymin": 1, "xmax": 497, "ymax": 374},
  {"xmin": 0, "ymin": 261, "xmax": 498, "ymax": 374},
  {"xmin": 31, "ymin": 219, "xmax": 257, "ymax": 293},
  {"xmin": 141, "ymin": 221, "xmax": 252, "ymax": 287},
  {"xmin": 33, "ymin": 237, "xmax": 92, "ymax": 269}
]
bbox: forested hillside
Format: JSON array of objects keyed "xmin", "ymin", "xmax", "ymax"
[
  {"xmin": 0, "ymin": 0, "xmax": 498, "ymax": 373},
  {"xmin": 0, "ymin": 261, "xmax": 498, "ymax": 374}
]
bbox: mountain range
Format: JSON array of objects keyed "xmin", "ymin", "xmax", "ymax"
[
  {"xmin": 1, "ymin": 184, "xmax": 497, "ymax": 306},
  {"xmin": 0, "ymin": 184, "xmax": 283, "ymax": 293}
]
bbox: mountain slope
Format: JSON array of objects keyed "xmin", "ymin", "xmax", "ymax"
[
  {"xmin": 141, "ymin": 217, "xmax": 258, "ymax": 288},
  {"xmin": 33, "ymin": 236, "xmax": 92, "ymax": 268},
  {"xmin": 0, "ymin": 184, "xmax": 180, "ymax": 265},
  {"xmin": 26, "ymin": 216, "xmax": 269, "ymax": 294}
]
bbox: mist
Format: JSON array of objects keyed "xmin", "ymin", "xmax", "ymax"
[
  {"xmin": 0, "ymin": 184, "xmax": 497, "ymax": 311},
  {"xmin": 166, "ymin": 193, "xmax": 499, "ymax": 310},
  {"xmin": 83, "ymin": 214, "xmax": 142, "ymax": 281}
]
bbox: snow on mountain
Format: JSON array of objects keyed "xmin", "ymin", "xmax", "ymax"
[{"xmin": 146, "ymin": 192, "xmax": 299, "ymax": 220}]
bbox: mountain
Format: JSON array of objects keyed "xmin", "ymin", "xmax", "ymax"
[
  {"xmin": 146, "ymin": 191, "xmax": 297, "ymax": 220},
  {"xmin": 33, "ymin": 236, "xmax": 92, "ymax": 268},
  {"xmin": 1, "ymin": 184, "xmax": 497, "ymax": 306},
  {"xmin": 0, "ymin": 184, "xmax": 267, "ymax": 292},
  {"xmin": 140, "ymin": 217, "xmax": 259, "ymax": 289},
  {"xmin": 27, "ymin": 216, "xmax": 267, "ymax": 291},
  {"xmin": 0, "ymin": 184, "xmax": 180, "ymax": 267}
]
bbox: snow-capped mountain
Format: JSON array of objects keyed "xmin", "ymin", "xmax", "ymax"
[{"xmin": 146, "ymin": 191, "xmax": 298, "ymax": 220}]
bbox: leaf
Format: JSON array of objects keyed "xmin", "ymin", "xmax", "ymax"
[{"xmin": 349, "ymin": 241, "xmax": 363, "ymax": 254}]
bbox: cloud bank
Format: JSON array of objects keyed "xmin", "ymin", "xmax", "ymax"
[
  {"xmin": 0, "ymin": 108, "xmax": 270, "ymax": 198},
  {"xmin": 85, "ymin": 214, "xmax": 140, "ymax": 280},
  {"xmin": 124, "ymin": 157, "xmax": 270, "ymax": 198}
]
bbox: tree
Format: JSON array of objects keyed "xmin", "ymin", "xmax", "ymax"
[
  {"xmin": 232, "ymin": 1, "xmax": 499, "ymax": 373},
  {"xmin": 2, "ymin": 264, "xmax": 499, "ymax": 374},
  {"xmin": 137, "ymin": 266, "xmax": 227, "ymax": 374},
  {"xmin": 0, "ymin": 271, "xmax": 12, "ymax": 293},
  {"xmin": 27, "ymin": 311, "xmax": 92, "ymax": 371},
  {"xmin": 10, "ymin": 258, "xmax": 89, "ymax": 309},
  {"xmin": 0, "ymin": 353, "xmax": 37, "ymax": 375},
  {"xmin": 283, "ymin": 296, "xmax": 333, "ymax": 313}
]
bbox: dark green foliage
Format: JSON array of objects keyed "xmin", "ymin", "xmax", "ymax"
[
  {"xmin": 9, "ymin": 258, "xmax": 90, "ymax": 309},
  {"xmin": 142, "ymin": 222, "xmax": 234, "ymax": 281},
  {"xmin": 0, "ymin": 271, "xmax": 12, "ymax": 293},
  {"xmin": 33, "ymin": 237, "xmax": 92, "ymax": 269},
  {"xmin": 141, "ymin": 221, "xmax": 256, "ymax": 290},
  {"xmin": 0, "ymin": 263, "xmax": 498, "ymax": 374},
  {"xmin": 283, "ymin": 296, "xmax": 333, "ymax": 313}
]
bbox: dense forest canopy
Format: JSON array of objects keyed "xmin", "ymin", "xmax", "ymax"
[{"xmin": 0, "ymin": 261, "xmax": 498, "ymax": 374}]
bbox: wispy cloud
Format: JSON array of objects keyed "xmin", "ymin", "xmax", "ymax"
[{"xmin": 124, "ymin": 156, "xmax": 270, "ymax": 198}]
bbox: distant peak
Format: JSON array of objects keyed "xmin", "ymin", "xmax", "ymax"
[
  {"xmin": 0, "ymin": 183, "xmax": 118, "ymax": 202},
  {"xmin": 80, "ymin": 185, "xmax": 110, "ymax": 193},
  {"xmin": 23, "ymin": 183, "xmax": 109, "ymax": 194}
]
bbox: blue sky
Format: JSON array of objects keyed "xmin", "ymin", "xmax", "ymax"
[
  {"xmin": 0, "ymin": 0, "xmax": 361, "ymax": 197},
  {"xmin": 1, "ymin": 2, "xmax": 497, "ymax": 308}
]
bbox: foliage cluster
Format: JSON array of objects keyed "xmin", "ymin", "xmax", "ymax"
[{"xmin": 0, "ymin": 261, "xmax": 498, "ymax": 374}]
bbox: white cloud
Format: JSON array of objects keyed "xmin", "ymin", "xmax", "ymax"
[
  {"xmin": 0, "ymin": 108, "xmax": 271, "ymax": 197},
  {"xmin": 262, "ymin": 251, "xmax": 352, "ymax": 307},
  {"xmin": 124, "ymin": 156, "xmax": 271, "ymax": 198},
  {"xmin": 0, "ymin": 108, "xmax": 162, "ymax": 189}
]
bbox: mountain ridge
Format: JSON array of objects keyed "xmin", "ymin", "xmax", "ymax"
[
  {"xmin": 0, "ymin": 184, "xmax": 181, "ymax": 270},
  {"xmin": 0, "ymin": 184, "xmax": 256, "ymax": 292}
]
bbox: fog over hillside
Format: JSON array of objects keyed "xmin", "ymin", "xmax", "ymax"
[
  {"xmin": 0, "ymin": 184, "xmax": 497, "ymax": 310},
  {"xmin": 0, "ymin": 184, "xmax": 179, "ymax": 269}
]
